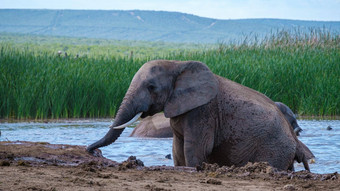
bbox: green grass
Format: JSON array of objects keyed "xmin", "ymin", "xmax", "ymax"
[
  {"xmin": 0, "ymin": 30, "xmax": 339, "ymax": 119},
  {"xmin": 168, "ymin": 30, "xmax": 340, "ymax": 116},
  {"xmin": 0, "ymin": 32, "xmax": 209, "ymax": 58},
  {"xmin": 0, "ymin": 45, "xmax": 146, "ymax": 119}
]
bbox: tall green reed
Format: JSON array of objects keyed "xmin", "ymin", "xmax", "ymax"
[
  {"xmin": 0, "ymin": 29, "xmax": 339, "ymax": 119},
  {"xmin": 167, "ymin": 29, "xmax": 339, "ymax": 116},
  {"xmin": 0, "ymin": 44, "xmax": 146, "ymax": 119}
]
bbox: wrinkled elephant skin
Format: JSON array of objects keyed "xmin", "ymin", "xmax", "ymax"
[
  {"xmin": 131, "ymin": 102, "xmax": 303, "ymax": 138},
  {"xmin": 87, "ymin": 60, "xmax": 313, "ymax": 171}
]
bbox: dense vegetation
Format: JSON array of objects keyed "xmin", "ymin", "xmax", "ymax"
[
  {"xmin": 0, "ymin": 33, "xmax": 207, "ymax": 58},
  {"xmin": 1, "ymin": 9, "xmax": 339, "ymax": 43},
  {"xmin": 0, "ymin": 30, "xmax": 339, "ymax": 119}
]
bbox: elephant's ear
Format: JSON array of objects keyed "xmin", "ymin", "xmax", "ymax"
[{"xmin": 164, "ymin": 61, "xmax": 218, "ymax": 118}]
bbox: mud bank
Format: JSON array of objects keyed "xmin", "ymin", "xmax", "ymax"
[{"xmin": 0, "ymin": 141, "xmax": 339, "ymax": 191}]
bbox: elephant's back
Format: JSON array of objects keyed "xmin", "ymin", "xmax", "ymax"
[
  {"xmin": 215, "ymin": 75, "xmax": 279, "ymax": 123},
  {"xmin": 130, "ymin": 113, "xmax": 173, "ymax": 138},
  {"xmin": 216, "ymin": 75, "xmax": 275, "ymax": 107},
  {"xmin": 215, "ymin": 75, "xmax": 296, "ymax": 152}
]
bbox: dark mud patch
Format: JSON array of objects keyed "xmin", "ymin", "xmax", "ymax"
[
  {"xmin": 196, "ymin": 162, "xmax": 338, "ymax": 181},
  {"xmin": 0, "ymin": 141, "xmax": 117, "ymax": 167},
  {"xmin": 119, "ymin": 156, "xmax": 145, "ymax": 170}
]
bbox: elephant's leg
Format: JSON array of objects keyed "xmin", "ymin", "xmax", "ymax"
[
  {"xmin": 183, "ymin": 138, "xmax": 204, "ymax": 167},
  {"xmin": 183, "ymin": 133, "xmax": 214, "ymax": 167},
  {"xmin": 172, "ymin": 134, "xmax": 185, "ymax": 166},
  {"xmin": 288, "ymin": 162, "xmax": 295, "ymax": 171},
  {"xmin": 180, "ymin": 106, "xmax": 215, "ymax": 167},
  {"xmin": 254, "ymin": 138, "xmax": 296, "ymax": 171}
]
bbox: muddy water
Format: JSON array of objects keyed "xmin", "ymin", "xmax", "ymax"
[{"xmin": 0, "ymin": 119, "xmax": 339, "ymax": 174}]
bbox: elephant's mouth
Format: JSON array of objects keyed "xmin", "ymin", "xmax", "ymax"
[
  {"xmin": 141, "ymin": 104, "xmax": 160, "ymax": 118},
  {"xmin": 141, "ymin": 113, "xmax": 149, "ymax": 118},
  {"xmin": 141, "ymin": 110, "xmax": 157, "ymax": 118}
]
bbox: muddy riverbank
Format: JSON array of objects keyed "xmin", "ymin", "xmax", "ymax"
[
  {"xmin": 1, "ymin": 119, "xmax": 340, "ymax": 173},
  {"xmin": 0, "ymin": 141, "xmax": 339, "ymax": 191}
]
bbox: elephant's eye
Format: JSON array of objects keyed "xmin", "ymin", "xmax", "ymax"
[{"xmin": 148, "ymin": 84, "xmax": 156, "ymax": 92}]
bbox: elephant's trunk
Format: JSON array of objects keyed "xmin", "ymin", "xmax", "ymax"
[
  {"xmin": 86, "ymin": 127, "xmax": 125, "ymax": 154},
  {"xmin": 86, "ymin": 94, "xmax": 146, "ymax": 153},
  {"xmin": 111, "ymin": 112, "xmax": 142, "ymax": 129}
]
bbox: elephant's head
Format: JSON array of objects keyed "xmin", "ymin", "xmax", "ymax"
[
  {"xmin": 86, "ymin": 60, "xmax": 218, "ymax": 153},
  {"xmin": 275, "ymin": 102, "xmax": 303, "ymax": 136}
]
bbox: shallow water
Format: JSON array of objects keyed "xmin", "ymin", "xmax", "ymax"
[{"xmin": 0, "ymin": 119, "xmax": 339, "ymax": 174}]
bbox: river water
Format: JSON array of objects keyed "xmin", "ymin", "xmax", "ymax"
[{"xmin": 0, "ymin": 119, "xmax": 339, "ymax": 174}]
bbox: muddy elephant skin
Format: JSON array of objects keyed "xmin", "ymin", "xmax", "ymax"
[
  {"xmin": 87, "ymin": 60, "xmax": 313, "ymax": 171},
  {"xmin": 131, "ymin": 102, "xmax": 303, "ymax": 138}
]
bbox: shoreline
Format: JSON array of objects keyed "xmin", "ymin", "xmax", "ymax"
[
  {"xmin": 0, "ymin": 141, "xmax": 339, "ymax": 191},
  {"xmin": 1, "ymin": 115, "xmax": 339, "ymax": 123}
]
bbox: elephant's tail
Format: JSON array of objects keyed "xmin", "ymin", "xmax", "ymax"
[{"xmin": 295, "ymin": 140, "xmax": 315, "ymax": 171}]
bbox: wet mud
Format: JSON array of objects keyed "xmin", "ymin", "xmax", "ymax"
[{"xmin": 0, "ymin": 141, "xmax": 339, "ymax": 191}]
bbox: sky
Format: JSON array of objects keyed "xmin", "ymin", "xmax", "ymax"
[{"xmin": 1, "ymin": 0, "xmax": 339, "ymax": 21}]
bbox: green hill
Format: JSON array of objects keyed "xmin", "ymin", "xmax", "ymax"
[{"xmin": 0, "ymin": 9, "xmax": 339, "ymax": 43}]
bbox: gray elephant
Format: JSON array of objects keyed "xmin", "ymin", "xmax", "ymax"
[
  {"xmin": 87, "ymin": 60, "xmax": 313, "ymax": 171},
  {"xmin": 275, "ymin": 102, "xmax": 303, "ymax": 136},
  {"xmin": 131, "ymin": 102, "xmax": 303, "ymax": 138},
  {"xmin": 129, "ymin": 112, "xmax": 173, "ymax": 137}
]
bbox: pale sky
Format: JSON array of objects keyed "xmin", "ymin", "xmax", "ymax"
[{"xmin": 1, "ymin": 0, "xmax": 339, "ymax": 21}]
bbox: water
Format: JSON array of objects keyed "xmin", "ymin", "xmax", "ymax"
[{"xmin": 0, "ymin": 119, "xmax": 339, "ymax": 174}]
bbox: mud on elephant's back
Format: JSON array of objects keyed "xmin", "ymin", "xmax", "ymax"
[{"xmin": 0, "ymin": 141, "xmax": 118, "ymax": 166}]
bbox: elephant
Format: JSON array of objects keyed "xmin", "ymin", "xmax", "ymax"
[
  {"xmin": 275, "ymin": 102, "xmax": 303, "ymax": 136},
  {"xmin": 129, "ymin": 112, "xmax": 173, "ymax": 137},
  {"xmin": 130, "ymin": 102, "xmax": 303, "ymax": 138},
  {"xmin": 87, "ymin": 60, "xmax": 313, "ymax": 171}
]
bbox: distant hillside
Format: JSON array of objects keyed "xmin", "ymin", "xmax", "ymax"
[{"xmin": 0, "ymin": 9, "xmax": 339, "ymax": 43}]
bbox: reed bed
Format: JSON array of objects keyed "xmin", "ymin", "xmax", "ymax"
[
  {"xmin": 0, "ymin": 30, "xmax": 339, "ymax": 119},
  {"xmin": 0, "ymin": 45, "xmax": 146, "ymax": 118},
  {"xmin": 168, "ymin": 29, "xmax": 339, "ymax": 116}
]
